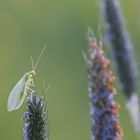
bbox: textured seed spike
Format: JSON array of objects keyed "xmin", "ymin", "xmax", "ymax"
[
  {"xmin": 86, "ymin": 31, "xmax": 122, "ymax": 140},
  {"xmin": 101, "ymin": 0, "xmax": 137, "ymax": 98},
  {"xmin": 101, "ymin": 0, "xmax": 140, "ymax": 133},
  {"xmin": 23, "ymin": 92, "xmax": 47, "ymax": 140}
]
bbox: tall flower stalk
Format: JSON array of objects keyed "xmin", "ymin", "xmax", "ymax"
[
  {"xmin": 86, "ymin": 29, "xmax": 122, "ymax": 140},
  {"xmin": 100, "ymin": 0, "xmax": 140, "ymax": 132},
  {"xmin": 23, "ymin": 91, "xmax": 47, "ymax": 140}
]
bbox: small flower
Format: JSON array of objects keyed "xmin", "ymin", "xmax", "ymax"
[
  {"xmin": 23, "ymin": 92, "xmax": 47, "ymax": 140},
  {"xmin": 86, "ymin": 30, "xmax": 122, "ymax": 140},
  {"xmin": 100, "ymin": 0, "xmax": 140, "ymax": 132}
]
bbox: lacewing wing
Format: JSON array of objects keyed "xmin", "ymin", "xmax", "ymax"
[{"xmin": 7, "ymin": 75, "xmax": 26, "ymax": 112}]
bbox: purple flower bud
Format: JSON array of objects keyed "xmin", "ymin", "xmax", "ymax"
[
  {"xmin": 86, "ymin": 32, "xmax": 122, "ymax": 140},
  {"xmin": 23, "ymin": 92, "xmax": 47, "ymax": 140}
]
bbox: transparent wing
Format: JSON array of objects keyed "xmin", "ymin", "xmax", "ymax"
[
  {"xmin": 24, "ymin": 78, "xmax": 32, "ymax": 96},
  {"xmin": 13, "ymin": 78, "xmax": 32, "ymax": 111},
  {"xmin": 7, "ymin": 75, "xmax": 26, "ymax": 112},
  {"xmin": 20, "ymin": 78, "xmax": 32, "ymax": 103}
]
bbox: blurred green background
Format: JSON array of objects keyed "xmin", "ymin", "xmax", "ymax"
[{"xmin": 0, "ymin": 0, "xmax": 140, "ymax": 139}]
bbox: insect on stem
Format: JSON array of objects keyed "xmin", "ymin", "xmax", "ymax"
[{"xmin": 7, "ymin": 43, "xmax": 47, "ymax": 112}]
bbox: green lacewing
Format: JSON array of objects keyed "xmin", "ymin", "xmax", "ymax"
[{"xmin": 7, "ymin": 44, "xmax": 47, "ymax": 112}]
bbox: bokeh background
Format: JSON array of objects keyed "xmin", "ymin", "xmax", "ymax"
[{"xmin": 0, "ymin": 0, "xmax": 140, "ymax": 139}]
